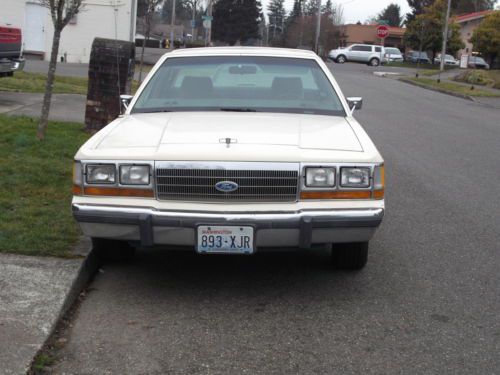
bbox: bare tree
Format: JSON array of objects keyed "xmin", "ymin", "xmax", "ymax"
[
  {"xmin": 332, "ymin": 4, "xmax": 344, "ymax": 25},
  {"xmin": 37, "ymin": 0, "xmax": 85, "ymax": 140},
  {"xmin": 138, "ymin": 0, "xmax": 162, "ymax": 84}
]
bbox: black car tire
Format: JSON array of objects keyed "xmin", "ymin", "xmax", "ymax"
[
  {"xmin": 336, "ymin": 55, "xmax": 346, "ymax": 64},
  {"xmin": 331, "ymin": 242, "xmax": 369, "ymax": 270},
  {"xmin": 92, "ymin": 238, "xmax": 136, "ymax": 262},
  {"xmin": 369, "ymin": 58, "xmax": 380, "ymax": 66}
]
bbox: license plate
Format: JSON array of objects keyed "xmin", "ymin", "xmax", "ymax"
[{"xmin": 196, "ymin": 225, "xmax": 254, "ymax": 254}]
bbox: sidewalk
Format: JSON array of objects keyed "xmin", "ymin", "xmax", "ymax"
[
  {"xmin": 0, "ymin": 91, "xmax": 86, "ymax": 123},
  {"xmin": 0, "ymin": 239, "xmax": 95, "ymax": 374}
]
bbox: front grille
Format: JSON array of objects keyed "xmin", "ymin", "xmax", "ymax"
[{"xmin": 156, "ymin": 165, "xmax": 299, "ymax": 202}]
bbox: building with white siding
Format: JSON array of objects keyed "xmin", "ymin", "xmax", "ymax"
[{"xmin": 0, "ymin": 0, "xmax": 137, "ymax": 63}]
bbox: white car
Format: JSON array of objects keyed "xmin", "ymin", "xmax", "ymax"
[
  {"xmin": 433, "ymin": 54, "xmax": 459, "ymax": 66},
  {"xmin": 384, "ymin": 47, "xmax": 404, "ymax": 63},
  {"xmin": 72, "ymin": 47, "xmax": 385, "ymax": 270},
  {"xmin": 328, "ymin": 44, "xmax": 387, "ymax": 66}
]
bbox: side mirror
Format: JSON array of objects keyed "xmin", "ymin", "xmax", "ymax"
[
  {"xmin": 120, "ymin": 94, "xmax": 134, "ymax": 113},
  {"xmin": 347, "ymin": 97, "xmax": 363, "ymax": 112}
]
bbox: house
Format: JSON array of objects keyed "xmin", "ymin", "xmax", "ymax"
[
  {"xmin": 339, "ymin": 24, "xmax": 406, "ymax": 50},
  {"xmin": 453, "ymin": 10, "xmax": 494, "ymax": 57},
  {"xmin": 0, "ymin": 0, "xmax": 137, "ymax": 63}
]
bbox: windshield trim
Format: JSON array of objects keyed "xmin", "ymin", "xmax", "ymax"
[{"xmin": 132, "ymin": 106, "xmax": 346, "ymax": 117}]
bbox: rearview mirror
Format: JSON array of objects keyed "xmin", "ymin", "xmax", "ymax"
[
  {"xmin": 228, "ymin": 65, "xmax": 257, "ymax": 74},
  {"xmin": 120, "ymin": 94, "xmax": 134, "ymax": 114},
  {"xmin": 347, "ymin": 97, "xmax": 363, "ymax": 111}
]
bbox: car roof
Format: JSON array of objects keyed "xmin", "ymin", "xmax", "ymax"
[{"xmin": 165, "ymin": 47, "xmax": 318, "ymax": 59}]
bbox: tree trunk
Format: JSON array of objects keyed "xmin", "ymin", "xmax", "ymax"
[{"xmin": 37, "ymin": 28, "xmax": 61, "ymax": 140}]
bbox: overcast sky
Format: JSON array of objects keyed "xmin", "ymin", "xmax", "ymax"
[{"xmin": 261, "ymin": 0, "xmax": 412, "ymax": 24}]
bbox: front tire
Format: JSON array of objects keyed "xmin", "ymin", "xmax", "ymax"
[
  {"xmin": 92, "ymin": 238, "xmax": 136, "ymax": 262},
  {"xmin": 336, "ymin": 55, "xmax": 346, "ymax": 64},
  {"xmin": 331, "ymin": 242, "xmax": 368, "ymax": 270},
  {"xmin": 369, "ymin": 58, "xmax": 380, "ymax": 67}
]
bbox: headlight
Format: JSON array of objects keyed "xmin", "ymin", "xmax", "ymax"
[
  {"xmin": 120, "ymin": 165, "xmax": 150, "ymax": 185},
  {"xmin": 86, "ymin": 164, "xmax": 116, "ymax": 184},
  {"xmin": 305, "ymin": 167, "xmax": 335, "ymax": 187},
  {"xmin": 340, "ymin": 167, "xmax": 370, "ymax": 188}
]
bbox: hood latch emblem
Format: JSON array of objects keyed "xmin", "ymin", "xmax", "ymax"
[{"xmin": 219, "ymin": 138, "xmax": 237, "ymax": 148}]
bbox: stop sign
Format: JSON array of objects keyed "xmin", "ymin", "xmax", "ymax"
[{"xmin": 377, "ymin": 25, "xmax": 389, "ymax": 39}]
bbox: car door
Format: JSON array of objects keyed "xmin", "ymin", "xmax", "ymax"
[
  {"xmin": 347, "ymin": 45, "xmax": 363, "ymax": 62},
  {"xmin": 358, "ymin": 45, "xmax": 373, "ymax": 63}
]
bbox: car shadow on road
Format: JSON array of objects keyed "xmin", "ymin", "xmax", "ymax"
[{"xmin": 97, "ymin": 246, "xmax": 371, "ymax": 301}]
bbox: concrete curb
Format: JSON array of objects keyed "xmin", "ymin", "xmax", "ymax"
[
  {"xmin": 373, "ymin": 71, "xmax": 404, "ymax": 77},
  {"xmin": 398, "ymin": 77, "xmax": 474, "ymax": 101},
  {"xmin": 28, "ymin": 237, "xmax": 99, "ymax": 372}
]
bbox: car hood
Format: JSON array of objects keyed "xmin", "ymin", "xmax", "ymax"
[{"xmin": 95, "ymin": 112, "xmax": 363, "ymax": 152}]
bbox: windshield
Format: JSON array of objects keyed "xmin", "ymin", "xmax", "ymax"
[
  {"xmin": 132, "ymin": 56, "xmax": 345, "ymax": 116},
  {"xmin": 472, "ymin": 57, "xmax": 486, "ymax": 63}
]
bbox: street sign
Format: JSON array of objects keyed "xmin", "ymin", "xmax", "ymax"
[
  {"xmin": 376, "ymin": 25, "xmax": 389, "ymax": 39},
  {"xmin": 191, "ymin": 20, "xmax": 196, "ymax": 28},
  {"xmin": 202, "ymin": 15, "xmax": 213, "ymax": 21},
  {"xmin": 203, "ymin": 19, "xmax": 211, "ymax": 29}
]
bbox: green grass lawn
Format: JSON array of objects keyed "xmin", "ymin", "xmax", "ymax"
[
  {"xmin": 386, "ymin": 61, "xmax": 458, "ymax": 72},
  {"xmin": 0, "ymin": 71, "xmax": 89, "ymax": 95},
  {"xmin": 0, "ymin": 115, "xmax": 89, "ymax": 257},
  {"xmin": 401, "ymin": 77, "xmax": 500, "ymax": 97},
  {"xmin": 0, "ymin": 71, "xmax": 141, "ymax": 95},
  {"xmin": 453, "ymin": 69, "xmax": 500, "ymax": 89}
]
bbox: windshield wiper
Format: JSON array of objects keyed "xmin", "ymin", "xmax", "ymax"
[
  {"xmin": 219, "ymin": 107, "xmax": 257, "ymax": 112},
  {"xmin": 145, "ymin": 109, "xmax": 173, "ymax": 113}
]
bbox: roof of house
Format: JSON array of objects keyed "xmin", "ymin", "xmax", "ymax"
[
  {"xmin": 454, "ymin": 10, "xmax": 495, "ymax": 23},
  {"xmin": 343, "ymin": 23, "xmax": 406, "ymax": 35}
]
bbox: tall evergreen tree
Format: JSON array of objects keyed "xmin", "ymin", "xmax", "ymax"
[
  {"xmin": 378, "ymin": 3, "xmax": 403, "ymax": 26},
  {"xmin": 404, "ymin": 0, "xmax": 464, "ymax": 60},
  {"xmin": 212, "ymin": 0, "xmax": 262, "ymax": 45},
  {"xmin": 322, "ymin": 0, "xmax": 334, "ymax": 20},
  {"xmin": 304, "ymin": 0, "xmax": 319, "ymax": 16},
  {"xmin": 451, "ymin": 0, "xmax": 496, "ymax": 14},
  {"xmin": 406, "ymin": 0, "xmax": 435, "ymax": 23},
  {"xmin": 267, "ymin": 0, "xmax": 286, "ymax": 45}
]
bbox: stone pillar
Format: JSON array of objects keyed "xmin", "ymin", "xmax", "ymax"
[{"xmin": 85, "ymin": 38, "xmax": 135, "ymax": 133}]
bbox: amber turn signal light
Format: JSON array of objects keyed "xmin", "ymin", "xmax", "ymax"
[
  {"xmin": 83, "ymin": 186, "xmax": 154, "ymax": 198},
  {"xmin": 300, "ymin": 190, "xmax": 372, "ymax": 199}
]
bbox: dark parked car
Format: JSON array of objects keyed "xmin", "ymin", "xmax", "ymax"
[
  {"xmin": 405, "ymin": 51, "xmax": 431, "ymax": 64},
  {"xmin": 468, "ymin": 56, "xmax": 490, "ymax": 70}
]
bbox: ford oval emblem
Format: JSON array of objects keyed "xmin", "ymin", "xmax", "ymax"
[{"xmin": 215, "ymin": 181, "xmax": 239, "ymax": 193}]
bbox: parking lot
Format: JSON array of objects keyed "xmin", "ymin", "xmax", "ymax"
[{"xmin": 42, "ymin": 62, "xmax": 500, "ymax": 374}]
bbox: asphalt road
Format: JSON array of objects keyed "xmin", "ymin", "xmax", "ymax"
[{"xmin": 51, "ymin": 63, "xmax": 500, "ymax": 374}]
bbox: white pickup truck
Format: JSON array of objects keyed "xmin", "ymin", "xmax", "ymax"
[{"xmin": 72, "ymin": 47, "xmax": 385, "ymax": 270}]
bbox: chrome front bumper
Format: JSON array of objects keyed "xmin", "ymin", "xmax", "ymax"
[
  {"xmin": 72, "ymin": 204, "xmax": 384, "ymax": 249},
  {"xmin": 0, "ymin": 58, "xmax": 25, "ymax": 73}
]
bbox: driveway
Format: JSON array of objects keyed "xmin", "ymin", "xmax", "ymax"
[
  {"xmin": 0, "ymin": 92, "xmax": 85, "ymax": 123},
  {"xmin": 50, "ymin": 62, "xmax": 500, "ymax": 374}
]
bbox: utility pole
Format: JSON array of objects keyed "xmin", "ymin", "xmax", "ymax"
[
  {"xmin": 438, "ymin": 0, "xmax": 452, "ymax": 82},
  {"xmin": 191, "ymin": 0, "xmax": 196, "ymax": 40},
  {"xmin": 314, "ymin": 0, "xmax": 322, "ymax": 54},
  {"xmin": 298, "ymin": 0, "xmax": 304, "ymax": 46},
  {"xmin": 207, "ymin": 0, "xmax": 213, "ymax": 46},
  {"xmin": 416, "ymin": 20, "xmax": 425, "ymax": 78},
  {"xmin": 170, "ymin": 0, "xmax": 176, "ymax": 49}
]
